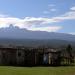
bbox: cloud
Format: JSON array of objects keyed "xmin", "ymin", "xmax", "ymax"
[
  {"xmin": 43, "ymin": 11, "xmax": 49, "ymax": 14},
  {"xmin": 28, "ymin": 26, "xmax": 62, "ymax": 32},
  {"xmin": 53, "ymin": 11, "xmax": 75, "ymax": 21},
  {"xmin": 49, "ymin": 9, "xmax": 57, "ymax": 12},
  {"xmin": 52, "ymin": 7, "xmax": 75, "ymax": 21},
  {"xmin": 48, "ymin": 4, "xmax": 57, "ymax": 12},
  {"xmin": 0, "ymin": 16, "xmax": 59, "ymax": 28},
  {"xmin": 0, "ymin": 17, "xmax": 22, "ymax": 28},
  {"xmin": 43, "ymin": 6, "xmax": 75, "ymax": 21},
  {"xmin": 48, "ymin": 4, "xmax": 55, "ymax": 7},
  {"xmin": 0, "ymin": 7, "xmax": 75, "ymax": 29},
  {"xmin": 58, "ymin": 6, "xmax": 75, "ymax": 20},
  {"xmin": 70, "ymin": 6, "xmax": 75, "ymax": 11},
  {"xmin": 43, "ymin": 4, "xmax": 57, "ymax": 14},
  {"xmin": 1, "ymin": 6, "xmax": 75, "ymax": 32},
  {"xmin": 43, "ymin": 9, "xmax": 56, "ymax": 14},
  {"xmin": 0, "ymin": 14, "xmax": 8, "ymax": 18},
  {"xmin": 0, "ymin": 14, "xmax": 62, "ymax": 32},
  {"xmin": 69, "ymin": 32, "xmax": 75, "ymax": 35}
]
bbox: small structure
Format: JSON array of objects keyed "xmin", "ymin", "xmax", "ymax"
[{"xmin": 38, "ymin": 49, "xmax": 61, "ymax": 66}]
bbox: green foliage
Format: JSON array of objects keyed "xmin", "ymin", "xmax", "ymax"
[
  {"xmin": 66, "ymin": 44, "xmax": 74, "ymax": 63},
  {"xmin": 66, "ymin": 44, "xmax": 72, "ymax": 53}
]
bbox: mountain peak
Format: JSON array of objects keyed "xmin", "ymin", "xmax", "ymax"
[
  {"xmin": 0, "ymin": 24, "xmax": 74, "ymax": 41},
  {"xmin": 9, "ymin": 24, "xmax": 14, "ymax": 28},
  {"xmin": 8, "ymin": 24, "xmax": 19, "ymax": 29}
]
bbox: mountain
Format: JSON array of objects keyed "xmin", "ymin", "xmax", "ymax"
[{"xmin": 0, "ymin": 25, "xmax": 75, "ymax": 41}]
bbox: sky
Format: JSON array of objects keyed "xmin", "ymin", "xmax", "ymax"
[{"xmin": 0, "ymin": 0, "xmax": 75, "ymax": 34}]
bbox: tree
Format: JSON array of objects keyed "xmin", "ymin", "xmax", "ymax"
[{"xmin": 66, "ymin": 44, "xmax": 74, "ymax": 63}]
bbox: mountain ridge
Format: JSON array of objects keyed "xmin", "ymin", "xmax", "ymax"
[{"xmin": 0, "ymin": 25, "xmax": 75, "ymax": 41}]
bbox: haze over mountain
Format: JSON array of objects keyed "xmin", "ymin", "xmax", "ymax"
[{"xmin": 0, "ymin": 24, "xmax": 75, "ymax": 42}]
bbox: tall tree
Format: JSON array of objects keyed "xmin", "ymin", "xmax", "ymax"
[{"xmin": 66, "ymin": 44, "xmax": 74, "ymax": 63}]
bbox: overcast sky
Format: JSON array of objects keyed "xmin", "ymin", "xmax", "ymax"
[{"xmin": 0, "ymin": 0, "xmax": 75, "ymax": 34}]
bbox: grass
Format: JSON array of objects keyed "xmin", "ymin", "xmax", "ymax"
[{"xmin": 0, "ymin": 66, "xmax": 75, "ymax": 75}]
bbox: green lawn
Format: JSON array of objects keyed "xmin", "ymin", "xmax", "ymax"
[{"xmin": 0, "ymin": 66, "xmax": 75, "ymax": 75}]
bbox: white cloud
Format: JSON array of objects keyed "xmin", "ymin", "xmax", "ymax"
[
  {"xmin": 28, "ymin": 26, "xmax": 62, "ymax": 32},
  {"xmin": 43, "ymin": 11, "xmax": 49, "ymax": 14},
  {"xmin": 49, "ymin": 8, "xmax": 57, "ymax": 12},
  {"xmin": 43, "ymin": 8, "xmax": 57, "ymax": 14},
  {"xmin": 56, "ymin": 6, "xmax": 75, "ymax": 20},
  {"xmin": 70, "ymin": 6, "xmax": 75, "ymax": 11},
  {"xmin": 0, "ymin": 14, "xmax": 8, "ymax": 18},
  {"xmin": 0, "ymin": 16, "xmax": 60, "ymax": 28},
  {"xmin": 42, "ymin": 6, "xmax": 75, "ymax": 28},
  {"xmin": 1, "ymin": 6, "xmax": 75, "ymax": 32},
  {"xmin": 0, "ymin": 8, "xmax": 75, "ymax": 29},
  {"xmin": 69, "ymin": 33, "xmax": 75, "ymax": 35},
  {"xmin": 48, "ymin": 4, "xmax": 55, "ymax": 7},
  {"xmin": 0, "ymin": 14, "xmax": 62, "ymax": 32},
  {"xmin": 43, "ymin": 4, "xmax": 56, "ymax": 14},
  {"xmin": 52, "ymin": 10, "xmax": 75, "ymax": 21}
]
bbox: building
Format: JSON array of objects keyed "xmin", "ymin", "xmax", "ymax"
[{"xmin": 0, "ymin": 47, "xmax": 74, "ymax": 66}]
